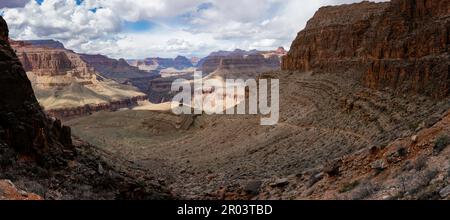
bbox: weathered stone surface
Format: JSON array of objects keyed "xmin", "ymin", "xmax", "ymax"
[
  {"xmin": 0, "ymin": 16, "xmax": 72, "ymax": 166},
  {"xmin": 0, "ymin": 180, "xmax": 42, "ymax": 200},
  {"xmin": 282, "ymin": 0, "xmax": 450, "ymax": 98},
  {"xmin": 440, "ymin": 185, "xmax": 450, "ymax": 198}
]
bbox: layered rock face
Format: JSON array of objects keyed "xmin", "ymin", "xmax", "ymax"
[
  {"xmin": 282, "ymin": 0, "xmax": 450, "ymax": 98},
  {"xmin": 11, "ymin": 40, "xmax": 147, "ymax": 117},
  {"xmin": 128, "ymin": 55, "xmax": 193, "ymax": 72},
  {"xmin": 80, "ymin": 54, "xmax": 157, "ymax": 80},
  {"xmin": 200, "ymin": 49, "xmax": 282, "ymax": 75},
  {"xmin": 0, "ymin": 16, "xmax": 72, "ymax": 166},
  {"xmin": 16, "ymin": 47, "xmax": 94, "ymax": 79},
  {"xmin": 23, "ymin": 40, "xmax": 65, "ymax": 49}
]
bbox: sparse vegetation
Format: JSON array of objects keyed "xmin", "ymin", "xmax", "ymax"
[
  {"xmin": 339, "ymin": 181, "xmax": 360, "ymax": 193},
  {"xmin": 349, "ymin": 182, "xmax": 378, "ymax": 200},
  {"xmin": 414, "ymin": 155, "xmax": 428, "ymax": 171},
  {"xmin": 434, "ymin": 135, "xmax": 450, "ymax": 155}
]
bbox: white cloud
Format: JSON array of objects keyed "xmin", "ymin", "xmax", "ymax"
[{"xmin": 1, "ymin": 0, "xmax": 389, "ymax": 58}]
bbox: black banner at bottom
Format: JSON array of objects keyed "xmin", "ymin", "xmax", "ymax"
[{"xmin": 0, "ymin": 200, "xmax": 448, "ymax": 218}]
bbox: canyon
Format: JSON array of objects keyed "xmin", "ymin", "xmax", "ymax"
[
  {"xmin": 67, "ymin": 0, "xmax": 450, "ymax": 200},
  {"xmin": 0, "ymin": 16, "xmax": 170, "ymax": 200},
  {"xmin": 0, "ymin": 0, "xmax": 449, "ymax": 200},
  {"xmin": 10, "ymin": 40, "xmax": 148, "ymax": 119},
  {"xmin": 128, "ymin": 55, "xmax": 194, "ymax": 72},
  {"xmin": 144, "ymin": 48, "xmax": 285, "ymax": 103}
]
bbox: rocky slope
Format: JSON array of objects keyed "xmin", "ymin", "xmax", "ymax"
[
  {"xmin": 11, "ymin": 40, "xmax": 147, "ymax": 118},
  {"xmin": 0, "ymin": 16, "xmax": 170, "ymax": 200},
  {"xmin": 282, "ymin": 0, "xmax": 450, "ymax": 98},
  {"xmin": 67, "ymin": 0, "xmax": 450, "ymax": 200}
]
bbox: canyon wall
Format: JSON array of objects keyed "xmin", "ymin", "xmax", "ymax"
[
  {"xmin": 23, "ymin": 40, "xmax": 65, "ymax": 49},
  {"xmin": 80, "ymin": 54, "xmax": 157, "ymax": 80},
  {"xmin": 282, "ymin": 0, "xmax": 450, "ymax": 98},
  {"xmin": 128, "ymin": 55, "xmax": 193, "ymax": 72},
  {"xmin": 45, "ymin": 95, "xmax": 148, "ymax": 119},
  {"xmin": 200, "ymin": 49, "xmax": 284, "ymax": 75},
  {"xmin": 11, "ymin": 40, "xmax": 147, "ymax": 118},
  {"xmin": 0, "ymin": 16, "xmax": 72, "ymax": 166}
]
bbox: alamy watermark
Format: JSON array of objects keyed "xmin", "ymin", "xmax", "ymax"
[{"xmin": 171, "ymin": 72, "xmax": 279, "ymax": 125}]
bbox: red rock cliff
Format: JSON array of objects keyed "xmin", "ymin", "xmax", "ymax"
[
  {"xmin": 12, "ymin": 41, "xmax": 95, "ymax": 78},
  {"xmin": 282, "ymin": 0, "xmax": 450, "ymax": 98}
]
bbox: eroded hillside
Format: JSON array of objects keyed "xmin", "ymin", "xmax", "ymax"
[{"xmin": 67, "ymin": 0, "xmax": 450, "ymax": 200}]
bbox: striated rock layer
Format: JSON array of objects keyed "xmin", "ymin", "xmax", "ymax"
[
  {"xmin": 282, "ymin": 0, "xmax": 450, "ymax": 98},
  {"xmin": 128, "ymin": 55, "xmax": 193, "ymax": 72},
  {"xmin": 10, "ymin": 40, "xmax": 147, "ymax": 118},
  {"xmin": 200, "ymin": 49, "xmax": 283, "ymax": 75},
  {"xmin": 80, "ymin": 54, "xmax": 157, "ymax": 80}
]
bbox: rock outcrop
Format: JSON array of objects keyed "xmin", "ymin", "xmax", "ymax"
[
  {"xmin": 14, "ymin": 44, "xmax": 94, "ymax": 78},
  {"xmin": 199, "ymin": 49, "xmax": 282, "ymax": 75},
  {"xmin": 80, "ymin": 54, "xmax": 157, "ymax": 80},
  {"xmin": 282, "ymin": 0, "xmax": 450, "ymax": 98},
  {"xmin": 0, "ymin": 16, "xmax": 72, "ymax": 166},
  {"xmin": 23, "ymin": 40, "xmax": 65, "ymax": 49}
]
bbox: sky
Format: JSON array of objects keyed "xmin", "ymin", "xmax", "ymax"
[{"xmin": 0, "ymin": 0, "xmax": 387, "ymax": 59}]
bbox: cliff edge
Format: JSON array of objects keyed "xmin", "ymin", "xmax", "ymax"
[{"xmin": 282, "ymin": 0, "xmax": 449, "ymax": 98}]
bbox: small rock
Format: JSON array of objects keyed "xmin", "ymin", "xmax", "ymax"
[
  {"xmin": 18, "ymin": 190, "xmax": 28, "ymax": 197},
  {"xmin": 381, "ymin": 195, "xmax": 392, "ymax": 200},
  {"xmin": 314, "ymin": 172, "xmax": 324, "ymax": 180},
  {"xmin": 307, "ymin": 172, "xmax": 324, "ymax": 187},
  {"xmin": 243, "ymin": 180, "xmax": 262, "ymax": 195},
  {"xmin": 97, "ymin": 163, "xmax": 104, "ymax": 175},
  {"xmin": 411, "ymin": 135, "xmax": 418, "ymax": 143},
  {"xmin": 371, "ymin": 159, "xmax": 387, "ymax": 171},
  {"xmin": 270, "ymin": 178, "xmax": 289, "ymax": 188},
  {"xmin": 323, "ymin": 159, "xmax": 342, "ymax": 177},
  {"xmin": 439, "ymin": 185, "xmax": 450, "ymax": 198}
]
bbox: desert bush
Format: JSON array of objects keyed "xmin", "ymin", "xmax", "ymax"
[
  {"xmin": 349, "ymin": 182, "xmax": 378, "ymax": 200},
  {"xmin": 413, "ymin": 155, "xmax": 428, "ymax": 171},
  {"xmin": 339, "ymin": 181, "xmax": 360, "ymax": 193},
  {"xmin": 434, "ymin": 135, "xmax": 450, "ymax": 155}
]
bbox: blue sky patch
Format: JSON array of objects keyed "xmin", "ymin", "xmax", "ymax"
[
  {"xmin": 35, "ymin": 0, "xmax": 44, "ymax": 5},
  {"xmin": 75, "ymin": 0, "xmax": 84, "ymax": 5},
  {"xmin": 123, "ymin": 20, "xmax": 156, "ymax": 32},
  {"xmin": 197, "ymin": 2, "xmax": 213, "ymax": 11}
]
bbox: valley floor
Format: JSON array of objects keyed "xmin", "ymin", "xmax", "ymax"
[{"xmin": 66, "ymin": 70, "xmax": 450, "ymax": 200}]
